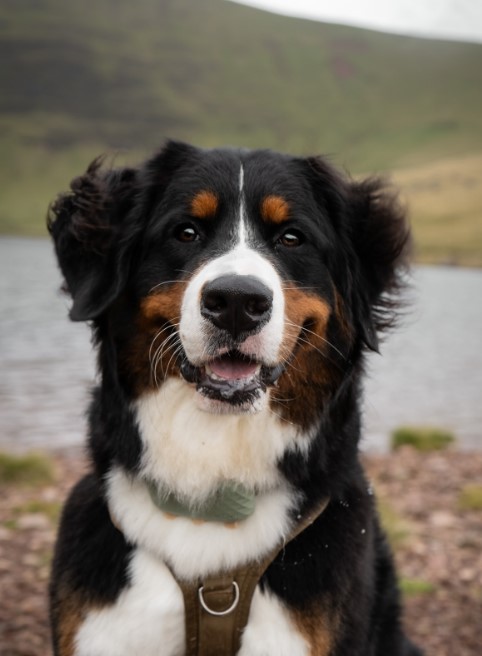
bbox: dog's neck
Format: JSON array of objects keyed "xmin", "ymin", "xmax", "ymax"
[{"xmin": 145, "ymin": 478, "xmax": 256, "ymax": 523}]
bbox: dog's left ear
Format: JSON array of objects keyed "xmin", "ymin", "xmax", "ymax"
[
  {"xmin": 306, "ymin": 157, "xmax": 411, "ymax": 352},
  {"xmin": 347, "ymin": 177, "xmax": 411, "ymax": 351},
  {"xmin": 47, "ymin": 159, "xmax": 139, "ymax": 321}
]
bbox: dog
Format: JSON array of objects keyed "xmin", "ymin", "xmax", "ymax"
[{"xmin": 48, "ymin": 141, "xmax": 422, "ymax": 656}]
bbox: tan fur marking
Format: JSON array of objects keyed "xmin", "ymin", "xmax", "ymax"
[
  {"xmin": 57, "ymin": 606, "xmax": 80, "ymax": 656},
  {"xmin": 279, "ymin": 285, "xmax": 331, "ymax": 365},
  {"xmin": 191, "ymin": 190, "xmax": 218, "ymax": 219},
  {"xmin": 141, "ymin": 285, "xmax": 185, "ymax": 322},
  {"xmin": 55, "ymin": 587, "xmax": 94, "ymax": 656},
  {"xmin": 261, "ymin": 195, "xmax": 290, "ymax": 224},
  {"xmin": 224, "ymin": 521, "xmax": 239, "ymax": 529},
  {"xmin": 291, "ymin": 603, "xmax": 338, "ymax": 656},
  {"xmin": 120, "ymin": 282, "xmax": 186, "ymax": 394},
  {"xmin": 271, "ymin": 285, "xmax": 336, "ymax": 429}
]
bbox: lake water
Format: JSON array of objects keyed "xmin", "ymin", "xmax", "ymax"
[{"xmin": 0, "ymin": 237, "xmax": 481, "ymax": 452}]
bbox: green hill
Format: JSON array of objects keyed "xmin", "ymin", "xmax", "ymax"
[{"xmin": 1, "ymin": 0, "xmax": 482, "ymax": 262}]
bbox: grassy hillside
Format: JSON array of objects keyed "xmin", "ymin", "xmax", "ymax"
[
  {"xmin": 1, "ymin": 0, "xmax": 481, "ymax": 263},
  {"xmin": 393, "ymin": 153, "xmax": 482, "ymax": 266}
]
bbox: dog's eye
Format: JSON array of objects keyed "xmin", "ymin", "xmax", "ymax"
[
  {"xmin": 175, "ymin": 225, "xmax": 200, "ymax": 243},
  {"xmin": 278, "ymin": 230, "xmax": 303, "ymax": 248}
]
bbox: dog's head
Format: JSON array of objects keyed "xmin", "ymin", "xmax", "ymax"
[{"xmin": 49, "ymin": 141, "xmax": 409, "ymax": 429}]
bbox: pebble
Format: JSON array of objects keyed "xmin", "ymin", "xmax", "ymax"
[{"xmin": 17, "ymin": 513, "xmax": 51, "ymax": 530}]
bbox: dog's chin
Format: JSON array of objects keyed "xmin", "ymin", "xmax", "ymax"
[
  {"xmin": 195, "ymin": 389, "xmax": 267, "ymax": 415},
  {"xmin": 180, "ymin": 350, "xmax": 285, "ymax": 415}
]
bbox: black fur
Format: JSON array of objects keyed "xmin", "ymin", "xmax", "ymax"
[{"xmin": 49, "ymin": 141, "xmax": 421, "ymax": 655}]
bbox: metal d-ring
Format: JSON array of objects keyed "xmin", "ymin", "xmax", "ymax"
[{"xmin": 198, "ymin": 581, "xmax": 240, "ymax": 616}]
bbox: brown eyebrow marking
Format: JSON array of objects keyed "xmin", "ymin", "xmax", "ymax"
[
  {"xmin": 261, "ymin": 195, "xmax": 290, "ymax": 224},
  {"xmin": 190, "ymin": 190, "xmax": 219, "ymax": 219}
]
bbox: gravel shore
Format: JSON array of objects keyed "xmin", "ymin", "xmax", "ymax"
[{"xmin": 0, "ymin": 447, "xmax": 481, "ymax": 656}]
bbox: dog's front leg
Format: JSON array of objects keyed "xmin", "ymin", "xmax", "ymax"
[{"xmin": 238, "ymin": 587, "xmax": 310, "ymax": 656}]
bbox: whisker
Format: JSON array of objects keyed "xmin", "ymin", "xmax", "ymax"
[
  {"xmin": 149, "ymin": 328, "xmax": 181, "ymax": 386},
  {"xmin": 282, "ymin": 326, "xmax": 346, "ymax": 375},
  {"xmin": 175, "ymin": 269, "xmax": 195, "ymax": 277},
  {"xmin": 272, "ymin": 393, "xmax": 299, "ymax": 404},
  {"xmin": 278, "ymin": 356, "xmax": 306, "ymax": 378},
  {"xmin": 150, "ymin": 339, "xmax": 166, "ymax": 387},
  {"xmin": 152, "ymin": 336, "xmax": 176, "ymax": 372},
  {"xmin": 293, "ymin": 334, "xmax": 346, "ymax": 374},
  {"xmin": 154, "ymin": 334, "xmax": 181, "ymax": 380},
  {"xmin": 285, "ymin": 318, "xmax": 347, "ymax": 362},
  {"xmin": 281, "ymin": 285, "xmax": 319, "ymax": 292},
  {"xmin": 148, "ymin": 325, "xmax": 180, "ymax": 376},
  {"xmin": 148, "ymin": 322, "xmax": 180, "ymax": 364},
  {"xmin": 148, "ymin": 281, "xmax": 184, "ymax": 294},
  {"xmin": 163, "ymin": 343, "xmax": 184, "ymax": 380},
  {"xmin": 267, "ymin": 406, "xmax": 296, "ymax": 427}
]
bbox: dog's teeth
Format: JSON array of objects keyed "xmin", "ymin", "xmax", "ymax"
[
  {"xmin": 205, "ymin": 362, "xmax": 261, "ymax": 383},
  {"xmin": 206, "ymin": 366, "xmax": 222, "ymax": 381}
]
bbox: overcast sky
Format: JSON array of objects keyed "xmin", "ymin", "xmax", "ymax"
[{"xmin": 231, "ymin": 0, "xmax": 482, "ymax": 43}]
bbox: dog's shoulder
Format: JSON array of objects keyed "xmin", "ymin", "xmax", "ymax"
[{"xmin": 51, "ymin": 473, "xmax": 132, "ymax": 602}]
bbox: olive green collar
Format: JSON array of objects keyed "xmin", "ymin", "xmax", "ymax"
[{"xmin": 145, "ymin": 479, "xmax": 256, "ymax": 523}]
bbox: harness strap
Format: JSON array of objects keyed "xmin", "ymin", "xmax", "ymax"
[
  {"xmin": 172, "ymin": 497, "xmax": 330, "ymax": 656},
  {"xmin": 178, "ymin": 565, "xmax": 266, "ymax": 655}
]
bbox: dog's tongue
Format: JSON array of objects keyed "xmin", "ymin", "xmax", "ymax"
[{"xmin": 209, "ymin": 355, "xmax": 259, "ymax": 380}]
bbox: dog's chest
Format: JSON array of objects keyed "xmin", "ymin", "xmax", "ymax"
[{"xmin": 73, "ymin": 549, "xmax": 309, "ymax": 656}]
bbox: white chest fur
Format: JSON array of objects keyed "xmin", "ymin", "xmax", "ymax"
[
  {"xmin": 110, "ymin": 378, "xmax": 314, "ymax": 579},
  {"xmin": 135, "ymin": 378, "xmax": 308, "ymax": 506},
  {"xmin": 77, "ymin": 378, "xmax": 314, "ymax": 654},
  {"xmin": 74, "ymin": 549, "xmax": 309, "ymax": 656},
  {"xmin": 74, "ymin": 550, "xmax": 185, "ymax": 656}
]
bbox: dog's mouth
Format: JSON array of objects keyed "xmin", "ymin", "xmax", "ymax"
[{"xmin": 180, "ymin": 350, "xmax": 285, "ymax": 406}]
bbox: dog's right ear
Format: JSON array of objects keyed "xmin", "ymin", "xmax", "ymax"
[
  {"xmin": 47, "ymin": 159, "xmax": 139, "ymax": 321},
  {"xmin": 48, "ymin": 141, "xmax": 199, "ymax": 321}
]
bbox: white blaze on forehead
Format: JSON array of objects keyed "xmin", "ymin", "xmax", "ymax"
[
  {"xmin": 239, "ymin": 162, "xmax": 244, "ymax": 194},
  {"xmin": 238, "ymin": 163, "xmax": 248, "ymax": 246}
]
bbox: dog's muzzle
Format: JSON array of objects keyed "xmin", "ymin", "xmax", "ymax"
[{"xmin": 180, "ymin": 274, "xmax": 284, "ymax": 408}]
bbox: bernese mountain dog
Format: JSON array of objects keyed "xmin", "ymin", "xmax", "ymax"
[{"xmin": 48, "ymin": 141, "xmax": 422, "ymax": 656}]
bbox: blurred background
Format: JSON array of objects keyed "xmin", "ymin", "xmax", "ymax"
[
  {"xmin": 1, "ymin": 0, "xmax": 481, "ymax": 453},
  {"xmin": 0, "ymin": 3, "xmax": 482, "ymax": 654}
]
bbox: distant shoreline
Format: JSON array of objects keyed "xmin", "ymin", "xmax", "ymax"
[{"xmin": 1, "ymin": 233, "xmax": 481, "ymax": 269}]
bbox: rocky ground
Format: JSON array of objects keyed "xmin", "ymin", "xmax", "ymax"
[{"xmin": 0, "ymin": 447, "xmax": 481, "ymax": 656}]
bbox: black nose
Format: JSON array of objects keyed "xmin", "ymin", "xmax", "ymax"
[{"xmin": 201, "ymin": 274, "xmax": 273, "ymax": 338}]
